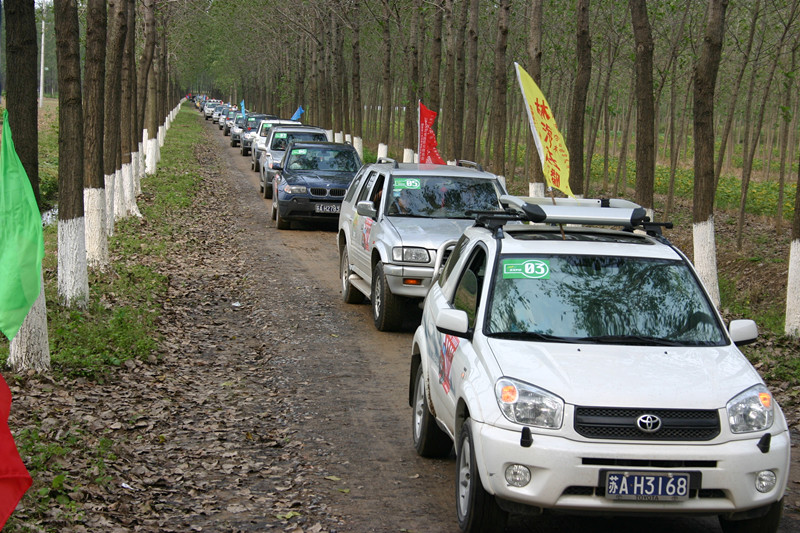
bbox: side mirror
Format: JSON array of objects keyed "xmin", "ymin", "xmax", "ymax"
[
  {"xmin": 356, "ymin": 200, "xmax": 377, "ymax": 219},
  {"xmin": 729, "ymin": 319, "xmax": 758, "ymax": 346},
  {"xmin": 272, "ymin": 161, "xmax": 282, "ymax": 171},
  {"xmin": 434, "ymin": 307, "xmax": 470, "ymax": 338}
]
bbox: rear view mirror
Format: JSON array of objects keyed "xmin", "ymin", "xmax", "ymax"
[
  {"xmin": 356, "ymin": 201, "xmax": 377, "ymax": 219},
  {"xmin": 729, "ymin": 319, "xmax": 758, "ymax": 346}
]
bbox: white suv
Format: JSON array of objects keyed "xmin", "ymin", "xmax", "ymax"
[{"xmin": 410, "ymin": 196, "xmax": 789, "ymax": 532}]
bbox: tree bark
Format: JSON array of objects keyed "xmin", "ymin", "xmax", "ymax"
[
  {"xmin": 83, "ymin": 0, "xmax": 108, "ymax": 269},
  {"xmin": 3, "ymin": 0, "xmax": 39, "ymax": 205},
  {"xmin": 402, "ymin": 0, "xmax": 420, "ymax": 154},
  {"xmin": 489, "ymin": 0, "xmax": 510, "ymax": 176},
  {"xmin": 54, "ymin": 0, "xmax": 89, "ymax": 307},
  {"xmin": 567, "ymin": 0, "xmax": 591, "ymax": 197},
  {"xmin": 378, "ymin": 5, "xmax": 392, "ymax": 147},
  {"xmin": 428, "ymin": 1, "xmax": 443, "ymax": 136},
  {"xmin": 786, "ymin": 125, "xmax": 800, "ymax": 336},
  {"xmin": 103, "ymin": 0, "xmax": 127, "ymax": 228},
  {"xmin": 452, "ymin": 0, "xmax": 467, "ymax": 158},
  {"xmin": 442, "ymin": 0, "xmax": 456, "ymax": 158},
  {"xmin": 692, "ymin": 0, "xmax": 728, "ymax": 307},
  {"xmin": 629, "ymin": 0, "xmax": 655, "ymax": 212},
  {"xmin": 525, "ymin": 0, "xmax": 545, "ymax": 193},
  {"xmin": 777, "ymin": 44, "xmax": 798, "ymax": 233},
  {"xmin": 462, "ymin": 0, "xmax": 479, "ymax": 161},
  {"xmin": 4, "ymin": 0, "xmax": 50, "ymax": 371}
]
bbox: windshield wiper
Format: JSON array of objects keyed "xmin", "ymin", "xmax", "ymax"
[
  {"xmin": 574, "ymin": 335, "xmax": 683, "ymax": 346},
  {"xmin": 486, "ymin": 331, "xmax": 573, "ymax": 343}
]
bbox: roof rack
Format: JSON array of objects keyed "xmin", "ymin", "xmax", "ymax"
[
  {"xmin": 470, "ymin": 195, "xmax": 671, "ymax": 238},
  {"xmin": 376, "ymin": 157, "xmax": 399, "ymax": 168},
  {"xmin": 456, "ymin": 160, "xmax": 484, "ymax": 172}
]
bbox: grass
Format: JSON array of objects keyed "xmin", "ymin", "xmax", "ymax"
[{"xmin": 1, "ymin": 104, "xmax": 204, "ymax": 380}]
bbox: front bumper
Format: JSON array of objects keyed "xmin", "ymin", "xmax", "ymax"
[
  {"xmin": 383, "ymin": 263, "xmax": 434, "ymax": 299},
  {"xmin": 471, "ymin": 420, "xmax": 790, "ymax": 516},
  {"xmin": 242, "ymin": 137, "xmax": 254, "ymax": 148},
  {"xmin": 276, "ymin": 196, "xmax": 342, "ymax": 222}
]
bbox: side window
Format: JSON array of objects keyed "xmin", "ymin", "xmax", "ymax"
[
  {"xmin": 438, "ymin": 234, "xmax": 471, "ymax": 288},
  {"xmin": 370, "ymin": 175, "xmax": 386, "ymax": 210},
  {"xmin": 356, "ymin": 171, "xmax": 379, "ymax": 203},
  {"xmin": 452, "ymin": 248, "xmax": 486, "ymax": 330},
  {"xmin": 344, "ymin": 169, "xmax": 367, "ymax": 202}
]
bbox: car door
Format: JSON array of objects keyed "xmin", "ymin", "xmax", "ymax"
[
  {"xmin": 349, "ymin": 171, "xmax": 382, "ymax": 278},
  {"xmin": 426, "ymin": 244, "xmax": 488, "ymax": 432}
]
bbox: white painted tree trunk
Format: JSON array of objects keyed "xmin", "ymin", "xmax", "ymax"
[
  {"xmin": 345, "ymin": 134, "xmax": 352, "ymax": 144},
  {"xmin": 785, "ymin": 239, "xmax": 800, "ymax": 336},
  {"xmin": 137, "ymin": 140, "xmax": 145, "ymax": 183},
  {"xmin": 58, "ymin": 216, "xmax": 90, "ymax": 308},
  {"xmin": 122, "ymin": 162, "xmax": 142, "ymax": 218},
  {"xmin": 692, "ymin": 217, "xmax": 721, "ymax": 308},
  {"xmin": 354, "ymin": 137, "xmax": 363, "ymax": 160},
  {"xmin": 528, "ymin": 182, "xmax": 545, "ymax": 197},
  {"xmin": 104, "ymin": 172, "xmax": 116, "ymax": 236},
  {"xmin": 158, "ymin": 123, "xmax": 166, "ymax": 149},
  {"xmin": 403, "ymin": 148, "xmax": 414, "ymax": 163},
  {"xmin": 8, "ymin": 274, "xmax": 50, "ymax": 373},
  {"xmin": 326, "ymin": 129, "xmax": 334, "ymax": 142},
  {"xmin": 146, "ymin": 136, "xmax": 158, "ymax": 175},
  {"xmin": 131, "ymin": 149, "xmax": 140, "ymax": 195},
  {"xmin": 334, "ymin": 132, "xmax": 344, "ymax": 143},
  {"xmin": 84, "ymin": 187, "xmax": 108, "ymax": 269},
  {"xmin": 114, "ymin": 168, "xmax": 126, "ymax": 220},
  {"xmin": 377, "ymin": 143, "xmax": 388, "ymax": 159}
]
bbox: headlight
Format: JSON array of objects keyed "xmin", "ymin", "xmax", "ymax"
[
  {"xmin": 727, "ymin": 384, "xmax": 774, "ymax": 433},
  {"xmin": 392, "ymin": 247, "xmax": 430, "ymax": 263},
  {"xmin": 495, "ymin": 378, "xmax": 563, "ymax": 429},
  {"xmin": 282, "ymin": 184, "xmax": 306, "ymax": 194}
]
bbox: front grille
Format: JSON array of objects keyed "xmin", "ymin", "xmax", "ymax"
[
  {"xmin": 310, "ymin": 188, "xmax": 327, "ymax": 196},
  {"xmin": 309, "ymin": 187, "xmax": 347, "ymax": 197},
  {"xmin": 330, "ymin": 188, "xmax": 347, "ymax": 197},
  {"xmin": 575, "ymin": 407, "xmax": 720, "ymax": 441}
]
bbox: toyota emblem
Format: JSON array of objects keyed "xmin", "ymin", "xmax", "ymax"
[{"xmin": 636, "ymin": 414, "xmax": 662, "ymax": 433}]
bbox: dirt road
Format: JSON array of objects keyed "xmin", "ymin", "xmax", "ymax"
[{"xmin": 200, "ymin": 116, "xmax": 800, "ymax": 533}]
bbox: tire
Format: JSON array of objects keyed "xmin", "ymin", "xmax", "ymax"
[
  {"xmin": 264, "ymin": 176, "xmax": 273, "ymax": 199},
  {"xmin": 271, "ymin": 200, "xmax": 277, "ymax": 221},
  {"xmin": 719, "ymin": 499, "xmax": 784, "ymax": 533},
  {"xmin": 275, "ymin": 200, "xmax": 290, "ymax": 230},
  {"xmin": 261, "ymin": 178, "xmax": 270, "ymax": 199},
  {"xmin": 371, "ymin": 261, "xmax": 403, "ymax": 331},
  {"xmin": 230, "ymin": 138, "xmax": 235, "ymax": 147},
  {"xmin": 456, "ymin": 420, "xmax": 508, "ymax": 533},
  {"xmin": 254, "ymin": 157, "xmax": 260, "ymax": 172},
  {"xmin": 412, "ymin": 365, "xmax": 452, "ymax": 457},
  {"xmin": 340, "ymin": 249, "xmax": 365, "ymax": 304}
]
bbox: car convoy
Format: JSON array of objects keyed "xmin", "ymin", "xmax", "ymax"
[{"xmin": 193, "ymin": 95, "xmax": 789, "ymax": 533}]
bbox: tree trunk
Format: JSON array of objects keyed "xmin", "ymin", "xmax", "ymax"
[
  {"xmin": 428, "ymin": 1, "xmax": 443, "ymax": 135},
  {"xmin": 104, "ymin": 0, "xmax": 127, "ymax": 229},
  {"xmin": 452, "ymin": 0, "xmax": 467, "ymax": 158},
  {"xmin": 629, "ymin": 0, "xmax": 655, "ymax": 212},
  {"xmin": 441, "ymin": 0, "xmax": 456, "ymax": 158},
  {"xmin": 462, "ymin": 0, "xmax": 479, "ymax": 162},
  {"xmin": 785, "ymin": 127, "xmax": 800, "ymax": 336},
  {"xmin": 135, "ymin": 0, "xmax": 155, "ymax": 176},
  {"xmin": 54, "ymin": 0, "xmax": 89, "ymax": 308},
  {"xmin": 777, "ymin": 44, "xmax": 798, "ymax": 233},
  {"xmin": 351, "ymin": 1, "xmax": 363, "ymax": 156},
  {"xmin": 613, "ymin": 92, "xmax": 635, "ymax": 197},
  {"xmin": 692, "ymin": 0, "xmax": 728, "ymax": 308},
  {"xmin": 120, "ymin": 0, "xmax": 140, "ymax": 219},
  {"xmin": 378, "ymin": 6, "xmax": 392, "ymax": 147},
  {"xmin": 4, "ymin": 0, "xmax": 50, "ymax": 371},
  {"xmin": 526, "ymin": 0, "xmax": 545, "ymax": 193},
  {"xmin": 403, "ymin": 0, "xmax": 420, "ymax": 154},
  {"xmin": 567, "ymin": 0, "xmax": 591, "ymax": 197},
  {"xmin": 83, "ymin": 0, "xmax": 108, "ymax": 269},
  {"xmin": 489, "ymin": 0, "xmax": 510, "ymax": 176}
]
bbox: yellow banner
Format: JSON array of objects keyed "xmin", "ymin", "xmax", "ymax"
[{"xmin": 515, "ymin": 63, "xmax": 574, "ymax": 198}]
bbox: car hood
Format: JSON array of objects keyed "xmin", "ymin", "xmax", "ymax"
[
  {"xmin": 484, "ymin": 339, "xmax": 762, "ymax": 408},
  {"xmin": 284, "ymin": 171, "xmax": 355, "ymax": 186},
  {"xmin": 386, "ymin": 217, "xmax": 472, "ymax": 249}
]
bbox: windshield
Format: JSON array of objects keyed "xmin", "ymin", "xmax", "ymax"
[
  {"xmin": 271, "ymin": 132, "xmax": 327, "ymax": 150},
  {"xmin": 386, "ymin": 176, "xmax": 501, "ymax": 218},
  {"xmin": 486, "ymin": 255, "xmax": 726, "ymax": 346},
  {"xmin": 285, "ymin": 147, "xmax": 360, "ymax": 172}
]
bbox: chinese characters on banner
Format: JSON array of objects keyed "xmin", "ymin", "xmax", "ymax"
[
  {"xmin": 418, "ymin": 102, "xmax": 446, "ymax": 165},
  {"xmin": 514, "ymin": 63, "xmax": 575, "ymax": 198}
]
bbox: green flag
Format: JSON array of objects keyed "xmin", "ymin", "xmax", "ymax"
[{"xmin": 0, "ymin": 110, "xmax": 45, "ymax": 341}]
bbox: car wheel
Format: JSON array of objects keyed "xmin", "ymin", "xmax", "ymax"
[
  {"xmin": 275, "ymin": 200, "xmax": 290, "ymax": 230},
  {"xmin": 254, "ymin": 157, "xmax": 260, "ymax": 172},
  {"xmin": 719, "ymin": 498, "xmax": 783, "ymax": 533},
  {"xmin": 230, "ymin": 138, "xmax": 235, "ymax": 147},
  {"xmin": 271, "ymin": 199, "xmax": 277, "ymax": 221},
  {"xmin": 456, "ymin": 420, "xmax": 508, "ymax": 533},
  {"xmin": 371, "ymin": 261, "xmax": 403, "ymax": 331},
  {"xmin": 340, "ymin": 249, "xmax": 365, "ymax": 304},
  {"xmin": 412, "ymin": 365, "xmax": 452, "ymax": 457},
  {"xmin": 261, "ymin": 178, "xmax": 270, "ymax": 199}
]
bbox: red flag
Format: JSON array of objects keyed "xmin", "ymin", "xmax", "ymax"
[
  {"xmin": 0, "ymin": 376, "xmax": 31, "ymax": 528},
  {"xmin": 418, "ymin": 102, "xmax": 446, "ymax": 165}
]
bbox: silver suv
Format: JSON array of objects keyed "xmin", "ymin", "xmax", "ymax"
[
  {"xmin": 251, "ymin": 119, "xmax": 300, "ymax": 175},
  {"xmin": 259, "ymin": 125, "xmax": 328, "ymax": 199},
  {"xmin": 337, "ymin": 159, "xmax": 506, "ymax": 331}
]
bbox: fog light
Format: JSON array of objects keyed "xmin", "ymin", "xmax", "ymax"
[
  {"xmin": 403, "ymin": 278, "xmax": 422, "ymax": 286},
  {"xmin": 755, "ymin": 470, "xmax": 777, "ymax": 493},
  {"xmin": 504, "ymin": 464, "xmax": 531, "ymax": 487}
]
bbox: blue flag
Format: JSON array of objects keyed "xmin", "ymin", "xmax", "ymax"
[
  {"xmin": 290, "ymin": 106, "xmax": 305, "ymax": 121},
  {"xmin": 240, "ymin": 99, "xmax": 246, "ymax": 115}
]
